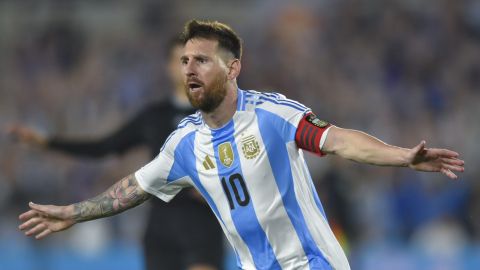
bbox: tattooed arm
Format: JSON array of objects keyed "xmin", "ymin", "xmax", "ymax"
[
  {"xmin": 72, "ymin": 174, "xmax": 151, "ymax": 222},
  {"xmin": 18, "ymin": 174, "xmax": 151, "ymax": 239}
]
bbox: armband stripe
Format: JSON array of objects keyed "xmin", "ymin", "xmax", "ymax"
[
  {"xmin": 305, "ymin": 126, "xmax": 314, "ymax": 150},
  {"xmin": 310, "ymin": 128, "xmax": 318, "ymax": 152},
  {"xmin": 300, "ymin": 124, "xmax": 309, "ymax": 148}
]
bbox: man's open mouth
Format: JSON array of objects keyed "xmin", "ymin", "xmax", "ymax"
[{"xmin": 188, "ymin": 82, "xmax": 203, "ymax": 92}]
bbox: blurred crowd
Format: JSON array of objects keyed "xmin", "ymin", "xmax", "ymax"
[{"xmin": 0, "ymin": 0, "xmax": 479, "ymax": 269}]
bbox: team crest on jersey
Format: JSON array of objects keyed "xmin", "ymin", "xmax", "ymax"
[
  {"xmin": 241, "ymin": 135, "xmax": 260, "ymax": 159},
  {"xmin": 218, "ymin": 142, "xmax": 234, "ymax": 167}
]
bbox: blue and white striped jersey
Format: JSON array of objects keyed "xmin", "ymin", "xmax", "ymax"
[{"xmin": 135, "ymin": 89, "xmax": 350, "ymax": 270}]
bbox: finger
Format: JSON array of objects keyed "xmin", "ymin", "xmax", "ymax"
[
  {"xmin": 442, "ymin": 164, "xmax": 464, "ymax": 172},
  {"xmin": 35, "ymin": 228, "xmax": 52, "ymax": 240},
  {"xmin": 412, "ymin": 140, "xmax": 426, "ymax": 154},
  {"xmin": 19, "ymin": 210, "xmax": 39, "ymax": 221},
  {"xmin": 19, "ymin": 217, "xmax": 42, "ymax": 231},
  {"xmin": 25, "ymin": 223, "xmax": 46, "ymax": 236},
  {"xmin": 440, "ymin": 168, "xmax": 458, "ymax": 180},
  {"xmin": 436, "ymin": 149, "xmax": 459, "ymax": 158},
  {"xmin": 441, "ymin": 157, "xmax": 465, "ymax": 166},
  {"xmin": 29, "ymin": 202, "xmax": 53, "ymax": 216}
]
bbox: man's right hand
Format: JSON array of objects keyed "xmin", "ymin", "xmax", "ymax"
[
  {"xmin": 6, "ymin": 125, "xmax": 47, "ymax": 147},
  {"xmin": 19, "ymin": 202, "xmax": 76, "ymax": 239}
]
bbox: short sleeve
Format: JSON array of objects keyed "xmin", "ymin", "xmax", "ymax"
[
  {"xmin": 254, "ymin": 92, "xmax": 311, "ymax": 143},
  {"xmin": 135, "ymin": 130, "xmax": 190, "ymax": 202}
]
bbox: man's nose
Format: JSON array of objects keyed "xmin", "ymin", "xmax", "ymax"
[{"xmin": 183, "ymin": 61, "xmax": 196, "ymax": 77}]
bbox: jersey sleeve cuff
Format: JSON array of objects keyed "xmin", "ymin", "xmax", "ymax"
[
  {"xmin": 319, "ymin": 126, "xmax": 333, "ymax": 151},
  {"xmin": 135, "ymin": 171, "xmax": 176, "ymax": 203}
]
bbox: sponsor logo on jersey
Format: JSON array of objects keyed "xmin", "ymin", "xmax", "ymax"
[
  {"xmin": 241, "ymin": 135, "xmax": 260, "ymax": 159},
  {"xmin": 218, "ymin": 142, "xmax": 234, "ymax": 167},
  {"xmin": 307, "ymin": 114, "xmax": 329, "ymax": 128},
  {"xmin": 202, "ymin": 155, "xmax": 216, "ymax": 170}
]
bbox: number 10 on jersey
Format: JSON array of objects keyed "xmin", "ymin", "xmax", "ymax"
[{"xmin": 221, "ymin": 173, "xmax": 251, "ymax": 210}]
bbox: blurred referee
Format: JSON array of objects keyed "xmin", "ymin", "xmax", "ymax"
[{"xmin": 8, "ymin": 37, "xmax": 224, "ymax": 270}]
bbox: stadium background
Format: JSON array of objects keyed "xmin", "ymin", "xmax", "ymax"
[{"xmin": 0, "ymin": 0, "xmax": 479, "ymax": 269}]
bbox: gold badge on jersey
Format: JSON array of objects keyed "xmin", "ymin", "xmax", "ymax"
[
  {"xmin": 241, "ymin": 135, "xmax": 260, "ymax": 159},
  {"xmin": 218, "ymin": 142, "xmax": 234, "ymax": 167}
]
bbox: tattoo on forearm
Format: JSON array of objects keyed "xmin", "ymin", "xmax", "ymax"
[{"xmin": 72, "ymin": 174, "xmax": 151, "ymax": 222}]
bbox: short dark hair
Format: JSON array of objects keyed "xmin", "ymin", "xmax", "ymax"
[{"xmin": 180, "ymin": 20, "xmax": 242, "ymax": 59}]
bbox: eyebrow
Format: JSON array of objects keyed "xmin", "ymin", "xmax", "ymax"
[{"xmin": 181, "ymin": 53, "xmax": 211, "ymax": 60}]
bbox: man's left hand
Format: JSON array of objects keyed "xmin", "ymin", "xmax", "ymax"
[{"xmin": 407, "ymin": 141, "xmax": 464, "ymax": 179}]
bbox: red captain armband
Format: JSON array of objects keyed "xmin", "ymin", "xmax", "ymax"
[{"xmin": 295, "ymin": 113, "xmax": 331, "ymax": 156}]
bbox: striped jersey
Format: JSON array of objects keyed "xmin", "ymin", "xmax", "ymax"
[{"xmin": 135, "ymin": 88, "xmax": 350, "ymax": 270}]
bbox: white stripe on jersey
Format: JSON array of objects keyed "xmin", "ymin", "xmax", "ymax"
[
  {"xmin": 232, "ymin": 112, "xmax": 310, "ymax": 269},
  {"xmin": 287, "ymin": 143, "xmax": 351, "ymax": 269},
  {"xmin": 193, "ymin": 129, "xmax": 256, "ymax": 269}
]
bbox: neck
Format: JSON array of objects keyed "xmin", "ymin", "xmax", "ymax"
[{"xmin": 201, "ymin": 83, "xmax": 238, "ymax": 129}]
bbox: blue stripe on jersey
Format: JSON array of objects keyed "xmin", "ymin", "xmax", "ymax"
[
  {"xmin": 178, "ymin": 112, "xmax": 202, "ymax": 126},
  {"xmin": 178, "ymin": 116, "xmax": 202, "ymax": 128},
  {"xmin": 244, "ymin": 92, "xmax": 263, "ymax": 109},
  {"xmin": 256, "ymin": 109, "xmax": 333, "ymax": 270},
  {"xmin": 166, "ymin": 133, "xmax": 191, "ymax": 182},
  {"xmin": 237, "ymin": 88, "xmax": 245, "ymax": 111},
  {"xmin": 168, "ymin": 132, "xmax": 222, "ymax": 219},
  {"xmin": 258, "ymin": 95, "xmax": 307, "ymax": 112},
  {"xmin": 260, "ymin": 92, "xmax": 308, "ymax": 111},
  {"xmin": 262, "ymin": 92, "xmax": 309, "ymax": 111},
  {"xmin": 171, "ymin": 132, "xmax": 244, "ymax": 269},
  {"xmin": 178, "ymin": 114, "xmax": 199, "ymax": 124},
  {"xmin": 178, "ymin": 117, "xmax": 202, "ymax": 125},
  {"xmin": 211, "ymin": 120, "xmax": 281, "ymax": 270}
]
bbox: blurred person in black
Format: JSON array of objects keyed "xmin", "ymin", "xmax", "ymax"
[{"xmin": 8, "ymin": 37, "xmax": 224, "ymax": 270}]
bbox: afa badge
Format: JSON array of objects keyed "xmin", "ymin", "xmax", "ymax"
[
  {"xmin": 306, "ymin": 114, "xmax": 329, "ymax": 128},
  {"xmin": 218, "ymin": 142, "xmax": 234, "ymax": 167},
  {"xmin": 241, "ymin": 135, "xmax": 260, "ymax": 159}
]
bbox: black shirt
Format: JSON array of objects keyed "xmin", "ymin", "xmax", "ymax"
[{"xmin": 48, "ymin": 98, "xmax": 197, "ymax": 206}]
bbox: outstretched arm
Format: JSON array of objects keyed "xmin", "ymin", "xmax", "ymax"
[
  {"xmin": 6, "ymin": 115, "xmax": 144, "ymax": 158},
  {"xmin": 18, "ymin": 174, "xmax": 151, "ymax": 239},
  {"xmin": 321, "ymin": 126, "xmax": 464, "ymax": 179}
]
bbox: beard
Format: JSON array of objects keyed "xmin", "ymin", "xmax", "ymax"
[{"xmin": 185, "ymin": 74, "xmax": 228, "ymax": 113}]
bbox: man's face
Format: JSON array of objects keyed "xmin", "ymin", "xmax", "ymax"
[{"xmin": 181, "ymin": 38, "xmax": 229, "ymax": 112}]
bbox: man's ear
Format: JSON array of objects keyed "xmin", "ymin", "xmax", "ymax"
[{"xmin": 227, "ymin": 59, "xmax": 241, "ymax": 80}]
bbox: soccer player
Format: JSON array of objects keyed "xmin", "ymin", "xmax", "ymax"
[
  {"xmin": 10, "ymin": 37, "xmax": 223, "ymax": 270},
  {"xmin": 18, "ymin": 20, "xmax": 464, "ymax": 270}
]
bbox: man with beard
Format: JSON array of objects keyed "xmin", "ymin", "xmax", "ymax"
[
  {"xmin": 10, "ymin": 37, "xmax": 223, "ymax": 270},
  {"xmin": 19, "ymin": 20, "xmax": 464, "ymax": 270}
]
